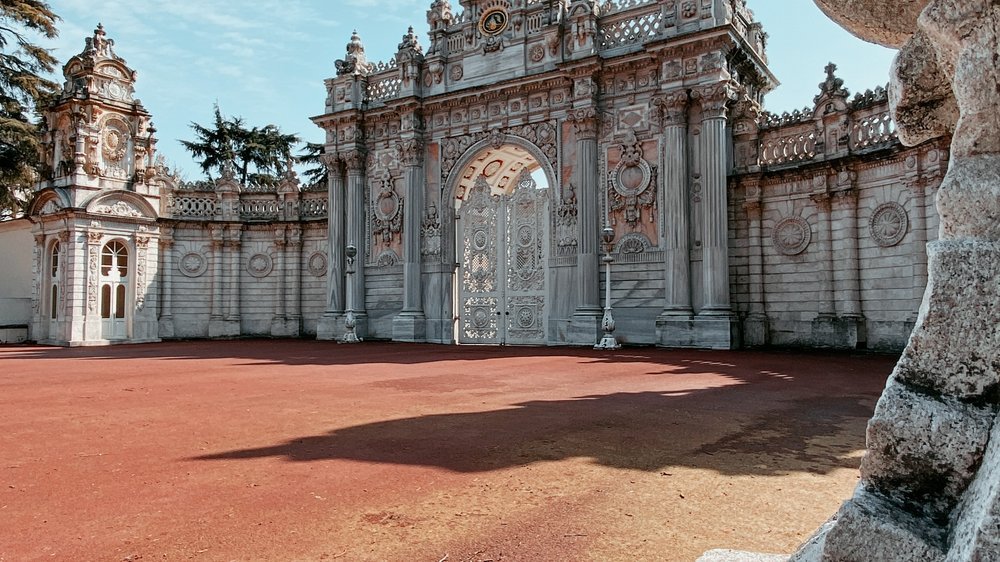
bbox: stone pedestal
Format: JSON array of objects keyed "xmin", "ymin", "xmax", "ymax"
[
  {"xmin": 316, "ymin": 312, "xmax": 346, "ymax": 341},
  {"xmin": 392, "ymin": 312, "xmax": 426, "ymax": 342},
  {"xmin": 810, "ymin": 314, "xmax": 865, "ymax": 349}
]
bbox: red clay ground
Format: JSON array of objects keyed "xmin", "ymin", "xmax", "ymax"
[{"xmin": 0, "ymin": 341, "xmax": 896, "ymax": 562}]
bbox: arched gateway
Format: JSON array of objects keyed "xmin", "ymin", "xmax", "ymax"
[{"xmin": 451, "ymin": 141, "xmax": 553, "ymax": 344}]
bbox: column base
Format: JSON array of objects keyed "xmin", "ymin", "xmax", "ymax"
[
  {"xmin": 811, "ymin": 314, "xmax": 866, "ymax": 349},
  {"xmin": 209, "ymin": 318, "xmax": 240, "ymax": 338},
  {"xmin": 158, "ymin": 316, "xmax": 175, "ymax": 339},
  {"xmin": 270, "ymin": 316, "xmax": 301, "ymax": 338},
  {"xmin": 567, "ymin": 310, "xmax": 603, "ymax": 346},
  {"xmin": 316, "ymin": 312, "xmax": 345, "ymax": 341},
  {"xmin": 742, "ymin": 313, "xmax": 769, "ymax": 347},
  {"xmin": 656, "ymin": 313, "xmax": 740, "ymax": 350},
  {"xmin": 392, "ymin": 312, "xmax": 427, "ymax": 342}
]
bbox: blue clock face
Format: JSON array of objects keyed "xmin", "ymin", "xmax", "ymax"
[{"xmin": 479, "ymin": 8, "xmax": 509, "ymax": 36}]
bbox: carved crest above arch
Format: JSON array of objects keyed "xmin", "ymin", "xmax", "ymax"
[{"xmin": 84, "ymin": 191, "xmax": 158, "ymax": 220}]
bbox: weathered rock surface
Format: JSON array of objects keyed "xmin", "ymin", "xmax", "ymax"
[{"xmin": 794, "ymin": 1, "xmax": 1000, "ymax": 560}]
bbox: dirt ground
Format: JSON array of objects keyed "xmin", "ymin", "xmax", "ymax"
[{"xmin": 0, "ymin": 340, "xmax": 896, "ymax": 562}]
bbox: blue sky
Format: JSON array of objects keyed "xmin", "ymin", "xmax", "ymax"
[{"xmin": 46, "ymin": 1, "xmax": 896, "ymax": 180}]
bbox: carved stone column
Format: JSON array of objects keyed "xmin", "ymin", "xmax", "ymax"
[
  {"xmin": 226, "ymin": 225, "xmax": 242, "ymax": 326},
  {"xmin": 654, "ymin": 91, "xmax": 698, "ymax": 346},
  {"xmin": 287, "ymin": 225, "xmax": 302, "ymax": 335},
  {"xmin": 30, "ymin": 233, "xmax": 44, "ymax": 342},
  {"xmin": 316, "ymin": 153, "xmax": 345, "ymax": 340},
  {"xmin": 812, "ymin": 191, "xmax": 836, "ymax": 318},
  {"xmin": 392, "ymin": 137, "xmax": 427, "ymax": 342},
  {"xmin": 344, "ymin": 149, "xmax": 368, "ymax": 336},
  {"xmin": 691, "ymin": 83, "xmax": 738, "ymax": 349},
  {"xmin": 567, "ymin": 107, "xmax": 602, "ymax": 345},
  {"xmin": 158, "ymin": 225, "xmax": 175, "ymax": 338}
]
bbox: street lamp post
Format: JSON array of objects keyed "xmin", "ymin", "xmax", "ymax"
[
  {"xmin": 343, "ymin": 244, "xmax": 361, "ymax": 343},
  {"xmin": 594, "ymin": 226, "xmax": 621, "ymax": 350}
]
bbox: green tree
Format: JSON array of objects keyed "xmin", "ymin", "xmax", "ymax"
[
  {"xmin": 0, "ymin": 0, "xmax": 59, "ymax": 218},
  {"xmin": 182, "ymin": 105, "xmax": 300, "ymax": 185},
  {"xmin": 298, "ymin": 141, "xmax": 328, "ymax": 188}
]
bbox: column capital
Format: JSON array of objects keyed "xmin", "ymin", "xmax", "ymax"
[
  {"xmin": 397, "ymin": 138, "xmax": 424, "ymax": 168},
  {"xmin": 653, "ymin": 90, "xmax": 689, "ymax": 127},
  {"xmin": 287, "ymin": 225, "xmax": 303, "ymax": 247},
  {"xmin": 568, "ymin": 107, "xmax": 599, "ymax": 140},
  {"xmin": 341, "ymin": 149, "xmax": 367, "ymax": 173},
  {"xmin": 810, "ymin": 191, "xmax": 833, "ymax": 211},
  {"xmin": 832, "ymin": 188, "xmax": 859, "ymax": 207},
  {"xmin": 692, "ymin": 82, "xmax": 738, "ymax": 120},
  {"xmin": 320, "ymin": 152, "xmax": 343, "ymax": 174}
]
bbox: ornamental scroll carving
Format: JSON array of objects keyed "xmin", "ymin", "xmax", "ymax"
[
  {"xmin": 608, "ymin": 131, "xmax": 657, "ymax": 228},
  {"xmin": 556, "ymin": 182, "xmax": 579, "ymax": 256},
  {"xmin": 440, "ymin": 121, "xmax": 557, "ymax": 182},
  {"xmin": 421, "ymin": 202, "xmax": 442, "ymax": 257},
  {"xmin": 134, "ymin": 228, "xmax": 150, "ymax": 311}
]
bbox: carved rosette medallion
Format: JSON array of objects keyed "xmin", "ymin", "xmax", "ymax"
[
  {"xmin": 308, "ymin": 252, "xmax": 328, "ymax": 277},
  {"xmin": 179, "ymin": 252, "xmax": 208, "ymax": 278},
  {"xmin": 772, "ymin": 216, "xmax": 812, "ymax": 256},
  {"xmin": 449, "ymin": 64, "xmax": 463, "ymax": 82},
  {"xmin": 529, "ymin": 44, "xmax": 545, "ymax": 63},
  {"xmin": 247, "ymin": 253, "xmax": 273, "ymax": 278},
  {"xmin": 870, "ymin": 202, "xmax": 909, "ymax": 247}
]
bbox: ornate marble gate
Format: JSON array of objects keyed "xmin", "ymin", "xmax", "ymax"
[{"xmin": 459, "ymin": 169, "xmax": 548, "ymax": 345}]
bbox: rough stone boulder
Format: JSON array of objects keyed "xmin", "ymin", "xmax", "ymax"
[{"xmin": 789, "ymin": 1, "xmax": 1000, "ymax": 560}]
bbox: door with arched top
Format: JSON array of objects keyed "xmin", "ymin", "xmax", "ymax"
[
  {"xmin": 458, "ymin": 168, "xmax": 548, "ymax": 345},
  {"xmin": 100, "ymin": 240, "xmax": 129, "ymax": 340}
]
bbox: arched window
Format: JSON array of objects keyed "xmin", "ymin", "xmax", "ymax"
[{"xmin": 100, "ymin": 241, "xmax": 130, "ymax": 339}]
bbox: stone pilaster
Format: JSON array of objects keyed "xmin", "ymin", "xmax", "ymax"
[
  {"xmin": 393, "ymin": 136, "xmax": 427, "ymax": 342},
  {"xmin": 209, "ymin": 226, "xmax": 224, "ymax": 325},
  {"xmin": 832, "ymin": 185, "xmax": 866, "ymax": 348},
  {"xmin": 567, "ymin": 107, "xmax": 602, "ymax": 345},
  {"xmin": 158, "ymin": 225, "xmax": 175, "ymax": 339},
  {"xmin": 271, "ymin": 225, "xmax": 288, "ymax": 337},
  {"xmin": 316, "ymin": 153, "xmax": 345, "ymax": 340},
  {"xmin": 905, "ymin": 175, "xmax": 928, "ymax": 322},
  {"xmin": 743, "ymin": 192, "xmax": 768, "ymax": 346},
  {"xmin": 691, "ymin": 82, "xmax": 738, "ymax": 349},
  {"xmin": 287, "ymin": 226, "xmax": 302, "ymax": 335}
]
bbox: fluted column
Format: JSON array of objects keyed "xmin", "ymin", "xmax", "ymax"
[
  {"xmin": 343, "ymin": 150, "xmax": 368, "ymax": 329},
  {"xmin": 570, "ymin": 107, "xmax": 601, "ymax": 318},
  {"xmin": 393, "ymin": 137, "xmax": 427, "ymax": 341},
  {"xmin": 694, "ymin": 84, "xmax": 735, "ymax": 315},
  {"xmin": 324, "ymin": 154, "xmax": 345, "ymax": 313},
  {"xmin": 655, "ymin": 91, "xmax": 693, "ymax": 316},
  {"xmin": 158, "ymin": 225, "xmax": 175, "ymax": 338}
]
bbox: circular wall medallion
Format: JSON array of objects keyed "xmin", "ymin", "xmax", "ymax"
[
  {"xmin": 179, "ymin": 252, "xmax": 208, "ymax": 278},
  {"xmin": 870, "ymin": 202, "xmax": 909, "ymax": 247},
  {"xmin": 247, "ymin": 253, "xmax": 273, "ymax": 278},
  {"xmin": 529, "ymin": 44, "xmax": 545, "ymax": 63},
  {"xmin": 611, "ymin": 159, "xmax": 652, "ymax": 197},
  {"xmin": 772, "ymin": 216, "xmax": 812, "ymax": 256},
  {"xmin": 308, "ymin": 252, "xmax": 328, "ymax": 277},
  {"xmin": 479, "ymin": 7, "xmax": 509, "ymax": 36},
  {"xmin": 472, "ymin": 229, "xmax": 489, "ymax": 251},
  {"xmin": 449, "ymin": 64, "xmax": 463, "ymax": 82}
]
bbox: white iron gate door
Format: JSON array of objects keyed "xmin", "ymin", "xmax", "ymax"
[{"xmin": 459, "ymin": 170, "xmax": 548, "ymax": 345}]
